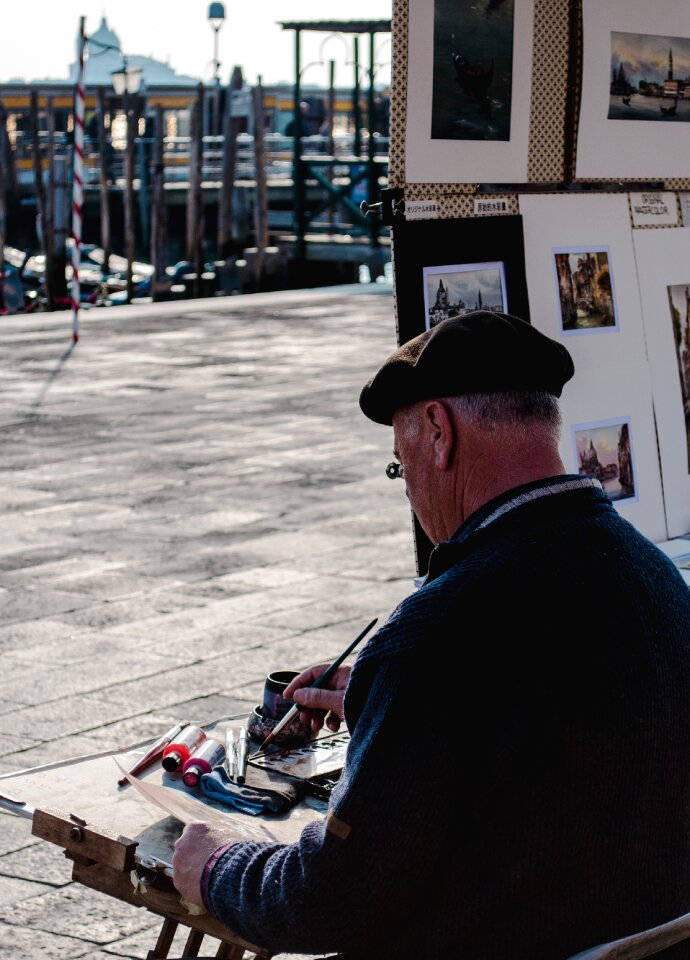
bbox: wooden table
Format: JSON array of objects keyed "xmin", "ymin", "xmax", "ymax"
[{"xmin": 0, "ymin": 719, "xmax": 330, "ymax": 960}]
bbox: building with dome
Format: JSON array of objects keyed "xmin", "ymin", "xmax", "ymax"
[{"xmin": 66, "ymin": 17, "xmax": 198, "ymax": 88}]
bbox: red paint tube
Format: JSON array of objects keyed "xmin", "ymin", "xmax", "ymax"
[
  {"xmin": 161, "ymin": 724, "xmax": 206, "ymax": 772},
  {"xmin": 182, "ymin": 737, "xmax": 226, "ymax": 788}
]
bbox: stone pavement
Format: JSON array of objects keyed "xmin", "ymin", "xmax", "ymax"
[{"xmin": 0, "ymin": 285, "xmax": 417, "ymax": 959}]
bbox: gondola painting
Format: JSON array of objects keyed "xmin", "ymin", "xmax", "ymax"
[{"xmin": 431, "ymin": 0, "xmax": 515, "ymax": 141}]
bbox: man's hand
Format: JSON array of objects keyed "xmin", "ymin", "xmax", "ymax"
[
  {"xmin": 172, "ymin": 821, "xmax": 241, "ymax": 907},
  {"xmin": 283, "ymin": 663, "xmax": 351, "ymax": 733}
]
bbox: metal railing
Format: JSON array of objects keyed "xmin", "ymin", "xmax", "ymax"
[{"xmin": 10, "ymin": 130, "xmax": 389, "ymax": 188}]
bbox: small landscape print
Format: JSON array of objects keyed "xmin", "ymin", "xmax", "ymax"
[
  {"xmin": 573, "ymin": 419, "xmax": 636, "ymax": 503},
  {"xmin": 423, "ymin": 262, "xmax": 507, "ymax": 329},
  {"xmin": 666, "ymin": 284, "xmax": 690, "ymax": 472},
  {"xmin": 431, "ymin": 0, "xmax": 515, "ymax": 141},
  {"xmin": 609, "ymin": 31, "xmax": 690, "ymax": 121},
  {"xmin": 671, "ymin": 552, "xmax": 690, "ymax": 571},
  {"xmin": 553, "ymin": 249, "xmax": 617, "ymax": 334}
]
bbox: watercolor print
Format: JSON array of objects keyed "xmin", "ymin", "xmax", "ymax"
[
  {"xmin": 609, "ymin": 31, "xmax": 690, "ymax": 121},
  {"xmin": 431, "ymin": 0, "xmax": 515, "ymax": 141},
  {"xmin": 553, "ymin": 248, "xmax": 618, "ymax": 335},
  {"xmin": 573, "ymin": 418, "xmax": 637, "ymax": 502},
  {"xmin": 423, "ymin": 261, "xmax": 507, "ymax": 329},
  {"xmin": 666, "ymin": 283, "xmax": 690, "ymax": 471}
]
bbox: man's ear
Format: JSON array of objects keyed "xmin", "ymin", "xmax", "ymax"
[{"xmin": 422, "ymin": 400, "xmax": 455, "ymax": 470}]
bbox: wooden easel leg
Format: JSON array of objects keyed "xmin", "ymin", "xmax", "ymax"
[
  {"xmin": 182, "ymin": 928, "xmax": 205, "ymax": 957},
  {"xmin": 215, "ymin": 941, "xmax": 245, "ymax": 959},
  {"xmin": 147, "ymin": 917, "xmax": 179, "ymax": 959}
]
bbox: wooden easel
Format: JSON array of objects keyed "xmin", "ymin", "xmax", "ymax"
[{"xmin": 30, "ymin": 806, "xmax": 273, "ymax": 960}]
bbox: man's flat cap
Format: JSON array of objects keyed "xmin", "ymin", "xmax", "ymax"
[{"xmin": 359, "ymin": 310, "xmax": 575, "ymax": 425}]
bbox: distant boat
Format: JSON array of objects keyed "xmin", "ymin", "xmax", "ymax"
[
  {"xmin": 451, "ymin": 48, "xmax": 494, "ymax": 104},
  {"xmin": 622, "ymin": 95, "xmax": 631, "ymax": 105},
  {"xmin": 660, "ymin": 97, "xmax": 678, "ymax": 116}
]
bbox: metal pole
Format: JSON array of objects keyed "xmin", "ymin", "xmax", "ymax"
[
  {"xmin": 292, "ymin": 29, "xmax": 305, "ymax": 262},
  {"xmin": 70, "ymin": 15, "xmax": 86, "ymax": 340},
  {"xmin": 97, "ymin": 87, "xmax": 111, "ymax": 274},
  {"xmin": 45, "ymin": 95, "xmax": 59, "ymax": 309},
  {"xmin": 367, "ymin": 31, "xmax": 379, "ymax": 248},
  {"xmin": 353, "ymin": 36, "xmax": 361, "ymax": 157},
  {"xmin": 124, "ymin": 89, "xmax": 135, "ymax": 303}
]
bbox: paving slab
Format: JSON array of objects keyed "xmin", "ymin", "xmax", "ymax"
[{"xmin": 0, "ymin": 284, "xmax": 417, "ymax": 959}]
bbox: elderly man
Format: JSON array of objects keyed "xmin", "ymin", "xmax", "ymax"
[{"xmin": 173, "ymin": 311, "xmax": 690, "ymax": 960}]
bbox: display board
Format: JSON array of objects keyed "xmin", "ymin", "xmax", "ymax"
[{"xmin": 385, "ymin": 0, "xmax": 690, "ymax": 575}]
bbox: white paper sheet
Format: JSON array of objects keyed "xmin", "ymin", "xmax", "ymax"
[
  {"xmin": 558, "ymin": 361, "xmax": 668, "ymax": 543},
  {"xmin": 632, "ymin": 228, "xmax": 690, "ymax": 537},
  {"xmin": 520, "ymin": 193, "xmax": 648, "ymax": 370},
  {"xmin": 113, "ymin": 759, "xmax": 278, "ymax": 841}
]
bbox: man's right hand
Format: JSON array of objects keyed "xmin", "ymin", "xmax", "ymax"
[{"xmin": 283, "ymin": 663, "xmax": 351, "ymax": 733}]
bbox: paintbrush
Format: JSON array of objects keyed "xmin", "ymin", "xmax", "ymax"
[
  {"xmin": 258, "ymin": 617, "xmax": 378, "ymax": 752},
  {"xmin": 117, "ymin": 721, "xmax": 188, "ymax": 787}
]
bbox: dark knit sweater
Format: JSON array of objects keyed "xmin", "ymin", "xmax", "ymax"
[{"xmin": 203, "ymin": 476, "xmax": 690, "ymax": 960}]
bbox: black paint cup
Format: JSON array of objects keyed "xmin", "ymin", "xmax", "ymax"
[{"xmin": 263, "ymin": 670, "xmax": 300, "ymax": 720}]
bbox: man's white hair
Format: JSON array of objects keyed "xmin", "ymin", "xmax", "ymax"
[{"xmin": 447, "ymin": 391, "xmax": 562, "ymax": 445}]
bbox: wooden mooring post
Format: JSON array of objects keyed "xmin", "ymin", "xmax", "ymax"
[
  {"xmin": 150, "ymin": 105, "xmax": 168, "ymax": 301},
  {"xmin": 218, "ymin": 69, "xmax": 243, "ymax": 249},
  {"xmin": 186, "ymin": 83, "xmax": 204, "ymax": 299},
  {"xmin": 97, "ymin": 88, "xmax": 111, "ymax": 275},
  {"xmin": 30, "ymin": 90, "xmax": 54, "ymax": 309},
  {"xmin": 252, "ymin": 78, "xmax": 268, "ymax": 292}
]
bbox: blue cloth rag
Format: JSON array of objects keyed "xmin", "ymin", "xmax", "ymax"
[{"xmin": 199, "ymin": 763, "xmax": 305, "ymax": 816}]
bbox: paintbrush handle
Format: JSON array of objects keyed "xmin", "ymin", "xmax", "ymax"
[
  {"xmin": 258, "ymin": 617, "xmax": 378, "ymax": 752},
  {"xmin": 309, "ymin": 617, "xmax": 378, "ymax": 690}
]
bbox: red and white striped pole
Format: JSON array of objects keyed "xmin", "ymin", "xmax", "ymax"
[{"xmin": 71, "ymin": 15, "xmax": 86, "ymax": 342}]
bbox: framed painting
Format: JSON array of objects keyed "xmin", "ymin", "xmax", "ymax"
[
  {"xmin": 422, "ymin": 261, "xmax": 508, "ymax": 330},
  {"xmin": 405, "ymin": 0, "xmax": 534, "ymax": 183},
  {"xmin": 577, "ymin": 0, "xmax": 690, "ymax": 178}
]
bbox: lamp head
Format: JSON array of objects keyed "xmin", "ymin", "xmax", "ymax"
[{"xmin": 208, "ymin": 2, "xmax": 225, "ymax": 29}]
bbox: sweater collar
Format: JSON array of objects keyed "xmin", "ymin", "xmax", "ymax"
[{"xmin": 424, "ymin": 475, "xmax": 604, "ymax": 583}]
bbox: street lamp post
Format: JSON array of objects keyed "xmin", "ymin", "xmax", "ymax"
[
  {"xmin": 111, "ymin": 57, "xmax": 143, "ymax": 304},
  {"xmin": 208, "ymin": 2, "xmax": 225, "ymax": 136}
]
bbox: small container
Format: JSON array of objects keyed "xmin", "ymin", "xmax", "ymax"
[
  {"xmin": 263, "ymin": 670, "xmax": 300, "ymax": 720},
  {"xmin": 161, "ymin": 724, "xmax": 206, "ymax": 772},
  {"xmin": 248, "ymin": 703, "xmax": 313, "ymax": 748},
  {"xmin": 182, "ymin": 737, "xmax": 226, "ymax": 788}
]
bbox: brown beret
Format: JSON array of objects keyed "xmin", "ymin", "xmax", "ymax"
[{"xmin": 359, "ymin": 310, "xmax": 575, "ymax": 425}]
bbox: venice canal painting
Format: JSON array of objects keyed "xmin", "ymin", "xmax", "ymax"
[
  {"xmin": 553, "ymin": 248, "xmax": 617, "ymax": 334},
  {"xmin": 573, "ymin": 419, "xmax": 636, "ymax": 502},
  {"xmin": 431, "ymin": 0, "xmax": 515, "ymax": 141},
  {"xmin": 666, "ymin": 284, "xmax": 690, "ymax": 472},
  {"xmin": 609, "ymin": 31, "xmax": 690, "ymax": 121}
]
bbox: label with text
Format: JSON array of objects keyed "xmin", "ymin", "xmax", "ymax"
[
  {"xmin": 405, "ymin": 200, "xmax": 439, "ymax": 221},
  {"xmin": 630, "ymin": 192, "xmax": 678, "ymax": 227},
  {"xmin": 474, "ymin": 198, "xmax": 510, "ymax": 216}
]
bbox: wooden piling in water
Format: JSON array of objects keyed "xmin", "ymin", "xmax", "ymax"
[
  {"xmin": 187, "ymin": 83, "xmax": 204, "ymax": 298},
  {"xmin": 124, "ymin": 95, "xmax": 136, "ymax": 303},
  {"xmin": 252, "ymin": 79, "xmax": 268, "ymax": 292},
  {"xmin": 30, "ymin": 90, "xmax": 53, "ymax": 309},
  {"xmin": 97, "ymin": 88, "xmax": 111, "ymax": 275},
  {"xmin": 218, "ymin": 65, "xmax": 243, "ymax": 262},
  {"xmin": 151, "ymin": 105, "xmax": 168, "ymax": 301}
]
